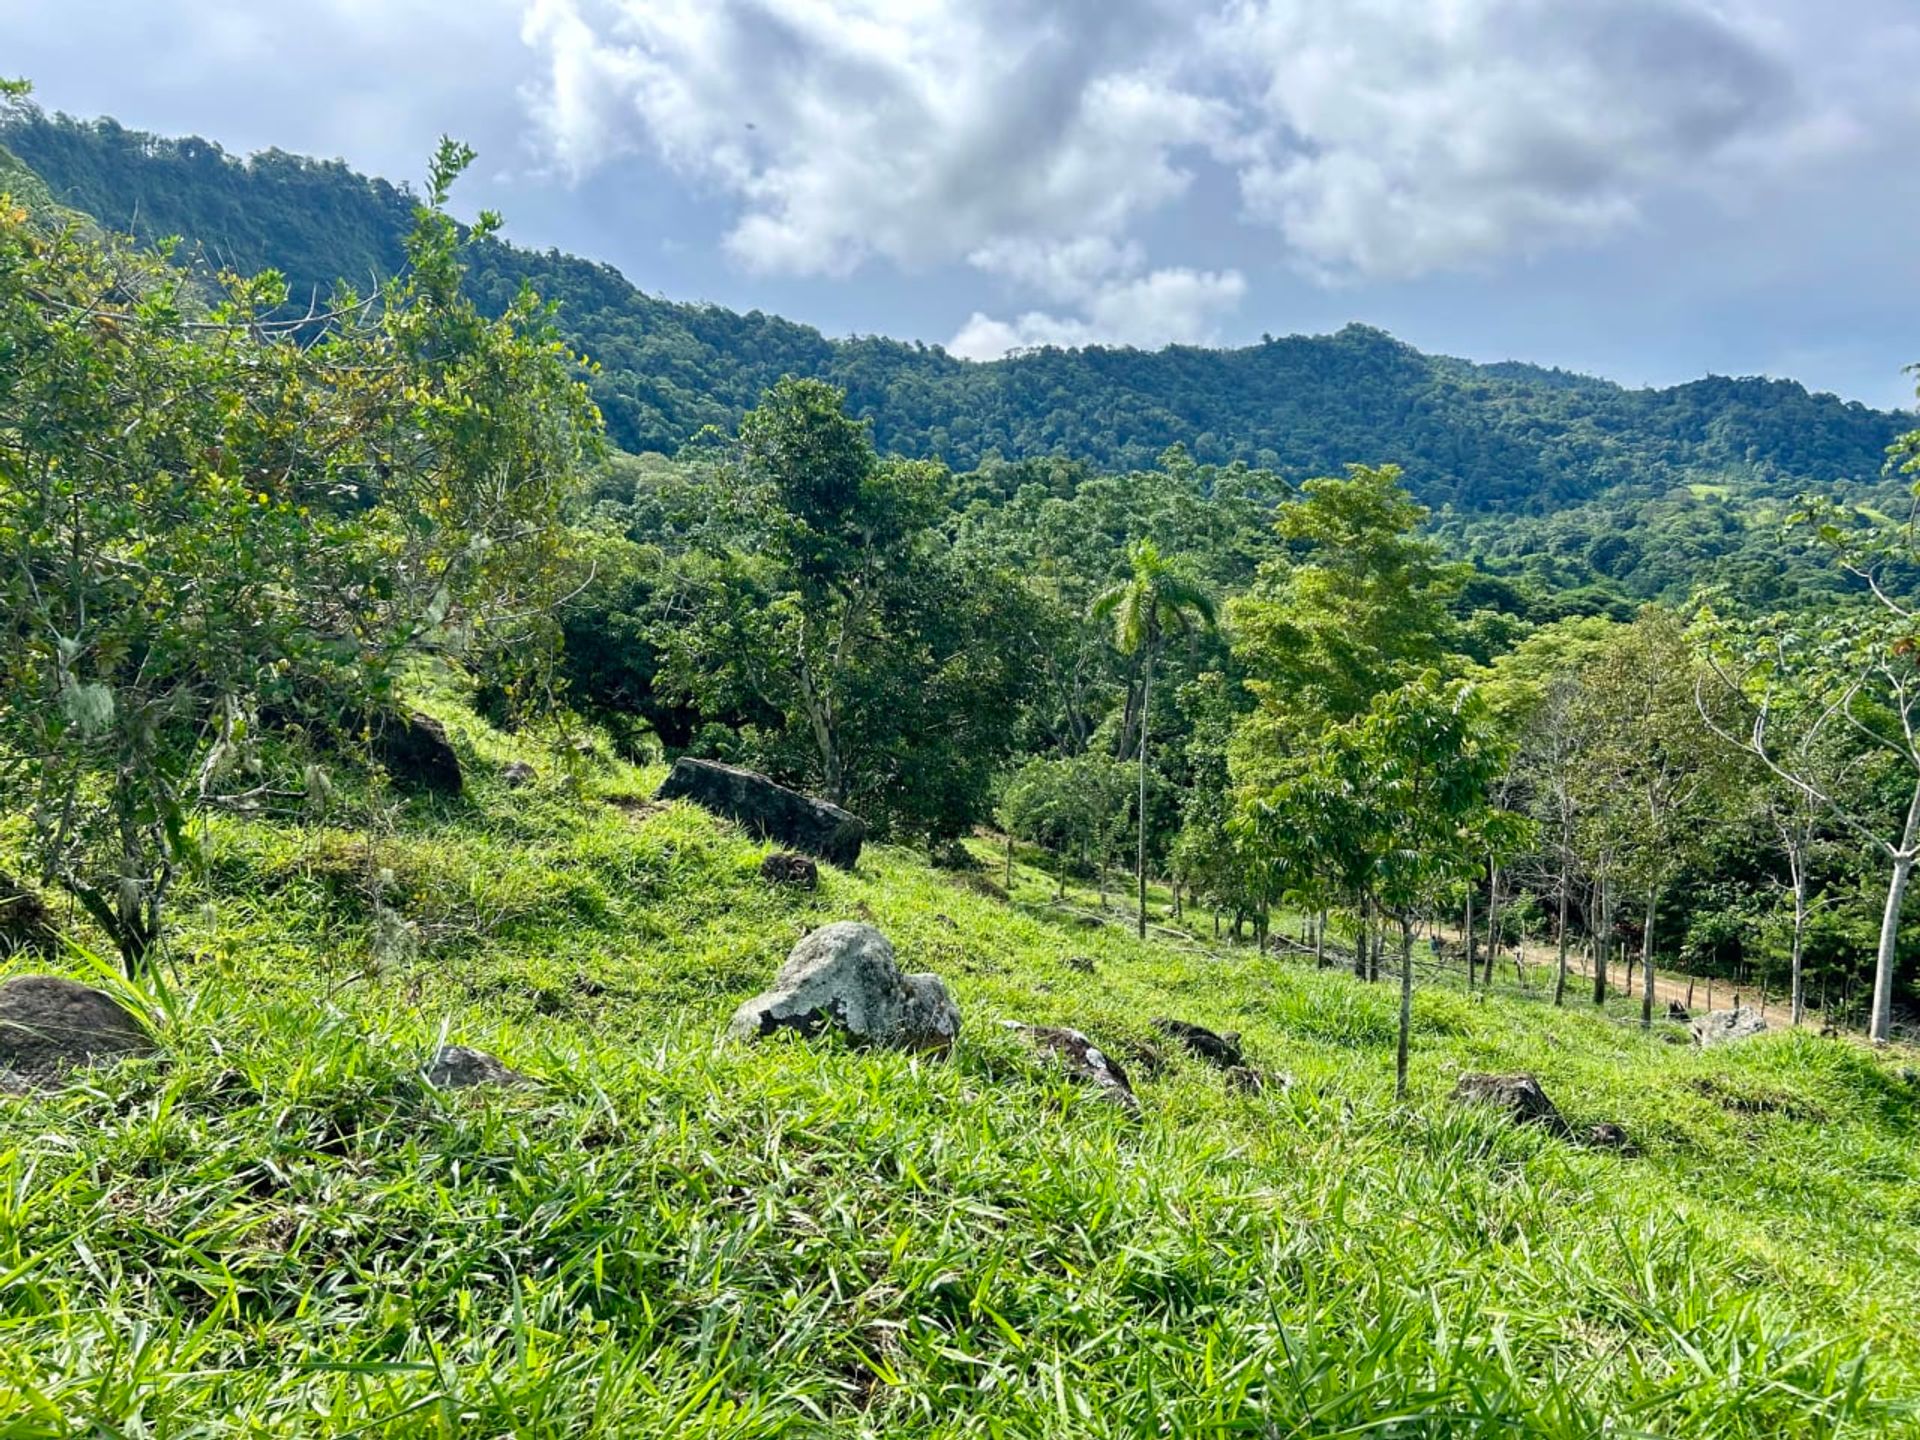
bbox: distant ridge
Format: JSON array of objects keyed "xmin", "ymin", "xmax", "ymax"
[{"xmin": 3, "ymin": 106, "xmax": 1907, "ymax": 512}]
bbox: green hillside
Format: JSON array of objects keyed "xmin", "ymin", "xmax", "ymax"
[
  {"xmin": 4, "ymin": 693, "xmax": 1918, "ymax": 1435},
  {"xmin": 12, "ymin": 91, "xmax": 1920, "ymax": 1437},
  {"xmin": 3, "ymin": 107, "xmax": 1906, "ymax": 512}
]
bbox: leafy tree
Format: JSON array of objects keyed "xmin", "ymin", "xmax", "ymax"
[
  {"xmin": 1232, "ymin": 464, "xmax": 1470, "ymax": 775},
  {"xmin": 1242, "ymin": 674, "xmax": 1521, "ymax": 1097},
  {"xmin": 1092, "ymin": 539, "xmax": 1216, "ymax": 937},
  {"xmin": 997, "ymin": 753, "xmax": 1132, "ymax": 903},
  {"xmin": 1575, "ymin": 609, "xmax": 1734, "ymax": 1027},
  {"xmin": 1694, "ymin": 605, "xmax": 1920, "ymax": 1040},
  {"xmin": 648, "ymin": 379, "xmax": 1036, "ymax": 841},
  {"xmin": 0, "ymin": 136, "xmax": 599, "ymax": 970}
]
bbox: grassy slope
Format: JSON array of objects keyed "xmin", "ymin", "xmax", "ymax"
[{"xmin": 3, "ymin": 700, "xmax": 1919, "ymax": 1436}]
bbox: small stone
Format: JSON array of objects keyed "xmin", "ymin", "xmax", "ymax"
[
  {"xmin": 1690, "ymin": 1007, "xmax": 1768, "ymax": 1048},
  {"xmin": 1002, "ymin": 1022, "xmax": 1138, "ymax": 1112},
  {"xmin": 730, "ymin": 922, "xmax": 959, "ymax": 1051},
  {"xmin": 760, "ymin": 851, "xmax": 820, "ymax": 889},
  {"xmin": 1064, "ymin": 956, "xmax": 1095, "ymax": 975},
  {"xmin": 1450, "ymin": 1072, "xmax": 1571, "ymax": 1138},
  {"xmin": 501, "ymin": 761, "xmax": 537, "ymax": 788},
  {"xmin": 0, "ymin": 873, "xmax": 56, "ymax": 956},
  {"xmin": 1152, "ymin": 1018, "xmax": 1246, "ymax": 1070},
  {"xmin": 425, "ymin": 1044, "xmax": 534, "ymax": 1089},
  {"xmin": 0, "ymin": 976, "xmax": 154, "ymax": 1085},
  {"xmin": 1227, "ymin": 1065, "xmax": 1287, "ymax": 1096},
  {"xmin": 1584, "ymin": 1121, "xmax": 1637, "ymax": 1153}
]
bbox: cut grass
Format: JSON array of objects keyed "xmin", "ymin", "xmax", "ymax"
[{"xmin": 2, "ymin": 704, "xmax": 1919, "ymax": 1435}]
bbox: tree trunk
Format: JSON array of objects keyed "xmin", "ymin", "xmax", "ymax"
[
  {"xmin": 1869, "ymin": 779, "xmax": 1920, "ymax": 1043},
  {"xmin": 1790, "ymin": 852, "xmax": 1808, "ymax": 1028},
  {"xmin": 1592, "ymin": 880, "xmax": 1609, "ymax": 1007},
  {"xmin": 1484, "ymin": 859, "xmax": 1502, "ymax": 991},
  {"xmin": 1004, "ymin": 831, "xmax": 1014, "ymax": 891},
  {"xmin": 1552, "ymin": 866, "xmax": 1571, "ymax": 1007},
  {"xmin": 1464, "ymin": 891, "xmax": 1476, "ymax": 990},
  {"xmin": 1395, "ymin": 915, "xmax": 1414, "ymax": 1101},
  {"xmin": 1640, "ymin": 889, "xmax": 1658, "ymax": 1030},
  {"xmin": 1135, "ymin": 643, "xmax": 1152, "ymax": 940},
  {"xmin": 1314, "ymin": 911, "xmax": 1326, "ymax": 969}
]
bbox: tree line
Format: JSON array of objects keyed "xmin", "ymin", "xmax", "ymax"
[{"xmin": 562, "ymin": 375, "xmax": 1920, "ymax": 1054}]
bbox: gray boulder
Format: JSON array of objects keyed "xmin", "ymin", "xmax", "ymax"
[
  {"xmin": 730, "ymin": 922, "xmax": 959, "ymax": 1051},
  {"xmin": 1691, "ymin": 1007, "xmax": 1768, "ymax": 1048},
  {"xmin": 500, "ymin": 761, "xmax": 537, "ymax": 789},
  {"xmin": 1451, "ymin": 1072, "xmax": 1572, "ymax": 1137},
  {"xmin": 0, "ymin": 975, "xmax": 154, "ymax": 1085},
  {"xmin": 1002, "ymin": 1022, "xmax": 1139, "ymax": 1112},
  {"xmin": 426, "ymin": 1044, "xmax": 534, "ymax": 1089},
  {"xmin": 657, "ymin": 758, "xmax": 865, "ymax": 867}
]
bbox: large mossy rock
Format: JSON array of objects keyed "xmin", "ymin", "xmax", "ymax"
[
  {"xmin": 657, "ymin": 758, "xmax": 865, "ymax": 867},
  {"xmin": 730, "ymin": 922, "xmax": 959, "ymax": 1051},
  {"xmin": 0, "ymin": 976, "xmax": 154, "ymax": 1086}
]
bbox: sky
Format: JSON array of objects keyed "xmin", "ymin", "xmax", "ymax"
[{"xmin": 7, "ymin": 0, "xmax": 1920, "ymax": 407}]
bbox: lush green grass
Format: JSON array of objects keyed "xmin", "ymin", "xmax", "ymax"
[{"xmin": 3, "ymin": 704, "xmax": 1920, "ymax": 1436}]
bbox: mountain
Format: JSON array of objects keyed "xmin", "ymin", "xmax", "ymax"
[{"xmin": 4, "ymin": 106, "xmax": 1909, "ymax": 512}]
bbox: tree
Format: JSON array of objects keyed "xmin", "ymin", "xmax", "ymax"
[
  {"xmin": 650, "ymin": 379, "xmax": 1037, "ymax": 841},
  {"xmin": 1694, "ymin": 605, "xmax": 1918, "ymax": 1040},
  {"xmin": 997, "ymin": 753, "xmax": 1133, "ymax": 904},
  {"xmin": 1092, "ymin": 539, "xmax": 1216, "ymax": 938},
  {"xmin": 1241, "ymin": 674, "xmax": 1521, "ymax": 1098},
  {"xmin": 1576, "ymin": 609, "xmax": 1731, "ymax": 1028},
  {"xmin": 1231, "ymin": 464, "xmax": 1469, "ymax": 751},
  {"xmin": 0, "ymin": 137, "xmax": 600, "ymax": 971}
]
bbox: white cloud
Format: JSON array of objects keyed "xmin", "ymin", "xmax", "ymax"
[
  {"xmin": 1207, "ymin": 0, "xmax": 1806, "ymax": 280},
  {"xmin": 949, "ymin": 265, "xmax": 1246, "ymax": 358},
  {"xmin": 517, "ymin": 0, "xmax": 1911, "ymax": 347}
]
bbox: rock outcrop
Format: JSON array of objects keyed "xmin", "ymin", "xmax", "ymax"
[
  {"xmin": 730, "ymin": 922, "xmax": 958, "ymax": 1050},
  {"xmin": 1690, "ymin": 1007, "xmax": 1768, "ymax": 1048},
  {"xmin": 1002, "ymin": 1022, "xmax": 1138, "ymax": 1111},
  {"xmin": 0, "ymin": 976, "xmax": 154, "ymax": 1086},
  {"xmin": 657, "ymin": 758, "xmax": 865, "ymax": 867}
]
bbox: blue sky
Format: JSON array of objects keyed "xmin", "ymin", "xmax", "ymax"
[{"xmin": 9, "ymin": 0, "xmax": 1920, "ymax": 407}]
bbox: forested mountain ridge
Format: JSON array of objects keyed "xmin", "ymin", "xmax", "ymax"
[{"xmin": 4, "ymin": 106, "xmax": 1908, "ymax": 513}]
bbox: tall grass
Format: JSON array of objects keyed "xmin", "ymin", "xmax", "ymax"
[{"xmin": 0, "ymin": 702, "xmax": 1916, "ymax": 1435}]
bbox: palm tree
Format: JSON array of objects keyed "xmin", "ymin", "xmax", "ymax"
[{"xmin": 1092, "ymin": 540, "xmax": 1217, "ymax": 939}]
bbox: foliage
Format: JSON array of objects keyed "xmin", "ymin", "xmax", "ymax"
[{"xmin": 0, "ymin": 139, "xmax": 600, "ymax": 968}]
